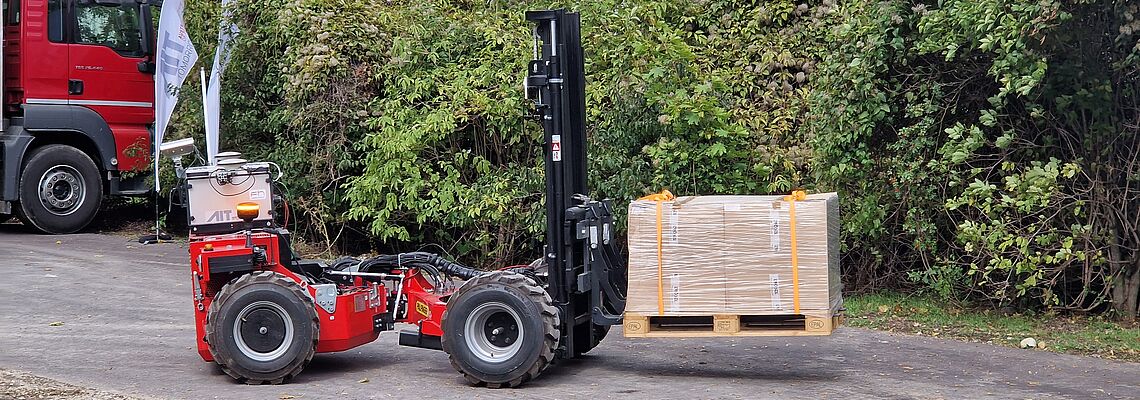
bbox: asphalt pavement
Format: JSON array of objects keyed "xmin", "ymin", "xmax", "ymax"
[{"xmin": 0, "ymin": 224, "xmax": 1137, "ymax": 399}]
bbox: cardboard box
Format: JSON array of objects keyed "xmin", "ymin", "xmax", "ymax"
[
  {"xmin": 626, "ymin": 197, "xmax": 727, "ymax": 315},
  {"xmin": 626, "ymin": 193, "xmax": 841, "ymax": 318}
]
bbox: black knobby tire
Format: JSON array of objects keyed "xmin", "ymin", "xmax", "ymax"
[
  {"xmin": 17, "ymin": 145, "xmax": 102, "ymax": 234},
  {"xmin": 441, "ymin": 271, "xmax": 559, "ymax": 388},
  {"xmin": 206, "ymin": 271, "xmax": 319, "ymax": 385}
]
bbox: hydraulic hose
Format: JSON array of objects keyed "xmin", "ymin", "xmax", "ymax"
[{"xmin": 357, "ymin": 252, "xmax": 482, "ymax": 280}]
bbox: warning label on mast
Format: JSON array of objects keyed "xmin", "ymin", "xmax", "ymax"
[{"xmin": 552, "ymin": 134, "xmax": 562, "ymax": 162}]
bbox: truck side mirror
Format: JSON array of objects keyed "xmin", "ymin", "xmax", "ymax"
[
  {"xmin": 137, "ymin": 2, "xmax": 155, "ymax": 73},
  {"xmin": 140, "ymin": 3, "xmax": 154, "ymax": 54}
]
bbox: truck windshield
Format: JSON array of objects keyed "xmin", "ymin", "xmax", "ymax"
[{"xmin": 74, "ymin": 1, "xmax": 143, "ymax": 56}]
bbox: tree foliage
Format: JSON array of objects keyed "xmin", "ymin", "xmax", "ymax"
[{"xmin": 810, "ymin": 0, "xmax": 1139, "ymax": 315}]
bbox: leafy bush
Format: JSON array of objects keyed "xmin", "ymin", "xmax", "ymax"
[{"xmin": 809, "ymin": 0, "xmax": 1139, "ymax": 314}]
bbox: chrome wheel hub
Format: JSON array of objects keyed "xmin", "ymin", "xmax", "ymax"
[{"xmin": 38, "ymin": 165, "xmax": 85, "ymax": 216}]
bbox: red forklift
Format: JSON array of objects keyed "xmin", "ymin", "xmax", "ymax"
[
  {"xmin": 186, "ymin": 10, "xmax": 627, "ymax": 387},
  {"xmin": 0, "ymin": 0, "xmax": 158, "ymax": 233}
]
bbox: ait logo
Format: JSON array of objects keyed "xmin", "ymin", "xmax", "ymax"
[{"xmin": 206, "ymin": 210, "xmax": 235, "ymax": 223}]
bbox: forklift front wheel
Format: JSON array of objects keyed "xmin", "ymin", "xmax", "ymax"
[
  {"xmin": 464, "ymin": 301, "xmax": 526, "ymax": 363},
  {"xmin": 441, "ymin": 271, "xmax": 559, "ymax": 388}
]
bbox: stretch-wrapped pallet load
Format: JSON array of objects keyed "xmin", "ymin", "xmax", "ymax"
[{"xmin": 623, "ymin": 191, "xmax": 842, "ymax": 337}]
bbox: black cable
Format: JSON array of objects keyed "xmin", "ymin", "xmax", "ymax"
[
  {"xmin": 330, "ymin": 256, "xmax": 361, "ymax": 271},
  {"xmin": 356, "ymin": 252, "xmax": 481, "ymax": 280},
  {"xmin": 410, "ymin": 262, "xmax": 446, "ymax": 288},
  {"xmin": 208, "ymin": 171, "xmax": 257, "ymax": 197}
]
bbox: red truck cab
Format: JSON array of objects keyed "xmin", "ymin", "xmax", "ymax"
[{"xmin": 0, "ymin": 0, "xmax": 156, "ymax": 233}]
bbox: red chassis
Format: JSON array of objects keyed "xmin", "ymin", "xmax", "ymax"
[{"xmin": 188, "ymin": 230, "xmax": 451, "ymax": 365}]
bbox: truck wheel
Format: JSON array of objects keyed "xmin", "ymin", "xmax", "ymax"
[
  {"xmin": 17, "ymin": 145, "xmax": 102, "ymax": 234},
  {"xmin": 442, "ymin": 271, "xmax": 559, "ymax": 388},
  {"xmin": 206, "ymin": 271, "xmax": 318, "ymax": 385}
]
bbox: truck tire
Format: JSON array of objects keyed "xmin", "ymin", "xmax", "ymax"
[
  {"xmin": 206, "ymin": 271, "xmax": 318, "ymax": 385},
  {"xmin": 17, "ymin": 145, "xmax": 102, "ymax": 234},
  {"xmin": 441, "ymin": 271, "xmax": 559, "ymax": 388}
]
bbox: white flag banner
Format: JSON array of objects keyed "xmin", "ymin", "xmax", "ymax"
[
  {"xmin": 205, "ymin": 0, "xmax": 239, "ymax": 165},
  {"xmin": 154, "ymin": 0, "xmax": 198, "ymax": 190}
]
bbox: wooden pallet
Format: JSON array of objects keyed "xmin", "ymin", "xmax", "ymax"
[{"xmin": 622, "ymin": 313, "xmax": 842, "ymax": 338}]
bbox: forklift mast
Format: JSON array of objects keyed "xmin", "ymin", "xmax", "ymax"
[{"xmin": 525, "ymin": 9, "xmax": 626, "ymax": 358}]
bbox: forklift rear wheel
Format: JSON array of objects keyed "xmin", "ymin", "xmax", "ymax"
[
  {"xmin": 206, "ymin": 271, "xmax": 319, "ymax": 385},
  {"xmin": 17, "ymin": 145, "xmax": 102, "ymax": 234},
  {"xmin": 442, "ymin": 271, "xmax": 559, "ymax": 388}
]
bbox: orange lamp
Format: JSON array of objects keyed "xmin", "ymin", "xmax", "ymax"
[{"xmin": 235, "ymin": 202, "xmax": 260, "ymax": 223}]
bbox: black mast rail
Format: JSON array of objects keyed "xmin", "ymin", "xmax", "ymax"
[{"xmin": 525, "ymin": 9, "xmax": 627, "ymax": 359}]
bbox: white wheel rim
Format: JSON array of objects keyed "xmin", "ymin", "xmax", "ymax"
[
  {"xmin": 464, "ymin": 301, "xmax": 524, "ymax": 363},
  {"xmin": 233, "ymin": 300, "xmax": 294, "ymax": 362}
]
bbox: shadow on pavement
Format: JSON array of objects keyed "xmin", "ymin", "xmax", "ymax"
[
  {"xmin": 549, "ymin": 353, "xmax": 840, "ymax": 383},
  {"xmin": 289, "ymin": 353, "xmax": 397, "ymax": 384}
]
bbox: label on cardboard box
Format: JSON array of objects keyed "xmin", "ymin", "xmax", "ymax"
[
  {"xmin": 668, "ymin": 210, "xmax": 679, "ymax": 244},
  {"xmin": 769, "ymin": 206, "xmax": 781, "ymax": 252},
  {"xmin": 669, "ymin": 273, "xmax": 681, "ymax": 312},
  {"xmin": 770, "ymin": 273, "xmax": 784, "ymax": 311}
]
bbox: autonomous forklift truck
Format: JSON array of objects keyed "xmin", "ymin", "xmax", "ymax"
[{"xmin": 184, "ymin": 10, "xmax": 626, "ymax": 387}]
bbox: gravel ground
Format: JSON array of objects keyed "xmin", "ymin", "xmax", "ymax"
[{"xmin": 0, "ymin": 369, "xmax": 142, "ymax": 400}]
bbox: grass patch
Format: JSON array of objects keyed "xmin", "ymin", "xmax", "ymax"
[{"xmin": 845, "ymin": 292, "xmax": 1140, "ymax": 362}]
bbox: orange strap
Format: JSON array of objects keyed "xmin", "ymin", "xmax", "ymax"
[
  {"xmin": 783, "ymin": 190, "xmax": 806, "ymax": 314},
  {"xmin": 638, "ymin": 190, "xmax": 675, "ymax": 202},
  {"xmin": 639, "ymin": 190, "xmax": 675, "ymax": 315}
]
